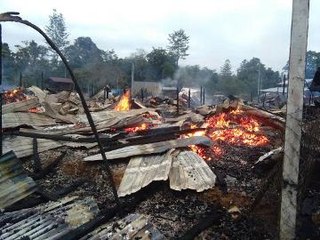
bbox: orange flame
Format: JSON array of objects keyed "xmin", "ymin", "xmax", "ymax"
[
  {"xmin": 115, "ymin": 90, "xmax": 131, "ymax": 111},
  {"xmin": 124, "ymin": 123, "xmax": 149, "ymax": 133},
  {"xmin": 184, "ymin": 108, "xmax": 269, "ymax": 160},
  {"xmin": 3, "ymin": 88, "xmax": 28, "ymax": 104}
]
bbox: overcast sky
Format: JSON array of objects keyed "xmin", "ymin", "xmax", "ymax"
[{"xmin": 1, "ymin": 0, "xmax": 319, "ymax": 73}]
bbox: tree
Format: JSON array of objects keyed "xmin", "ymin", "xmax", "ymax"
[
  {"xmin": 305, "ymin": 51, "xmax": 320, "ymax": 78},
  {"xmin": 65, "ymin": 37, "xmax": 103, "ymax": 68},
  {"xmin": 1, "ymin": 43, "xmax": 16, "ymax": 85},
  {"xmin": 167, "ymin": 29, "xmax": 190, "ymax": 66},
  {"xmin": 14, "ymin": 40, "xmax": 49, "ymax": 86},
  {"xmin": 146, "ymin": 47, "xmax": 175, "ymax": 80},
  {"xmin": 45, "ymin": 9, "xmax": 69, "ymax": 54},
  {"xmin": 219, "ymin": 59, "xmax": 241, "ymax": 95}
]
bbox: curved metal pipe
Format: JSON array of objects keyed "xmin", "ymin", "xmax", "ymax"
[{"xmin": 0, "ymin": 12, "xmax": 121, "ymax": 209}]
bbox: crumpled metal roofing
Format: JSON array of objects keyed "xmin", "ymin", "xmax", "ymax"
[
  {"xmin": 0, "ymin": 150, "xmax": 38, "ymax": 209},
  {"xmin": 81, "ymin": 213, "xmax": 165, "ymax": 240},
  {"xmin": 0, "ymin": 196, "xmax": 99, "ymax": 240}
]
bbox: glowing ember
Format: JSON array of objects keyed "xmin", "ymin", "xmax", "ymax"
[
  {"xmin": 115, "ymin": 90, "xmax": 131, "ymax": 111},
  {"xmin": 3, "ymin": 88, "xmax": 27, "ymax": 104},
  {"xmin": 184, "ymin": 108, "xmax": 269, "ymax": 160},
  {"xmin": 124, "ymin": 123, "xmax": 148, "ymax": 133}
]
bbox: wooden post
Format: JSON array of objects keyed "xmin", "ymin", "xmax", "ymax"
[
  {"xmin": 200, "ymin": 86, "xmax": 203, "ymax": 105},
  {"xmin": 280, "ymin": 0, "xmax": 309, "ymax": 239},
  {"xmin": 203, "ymin": 88, "xmax": 205, "ymax": 105}
]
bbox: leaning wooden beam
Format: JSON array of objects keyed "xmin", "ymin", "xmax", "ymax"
[
  {"xmin": 280, "ymin": 0, "xmax": 309, "ymax": 239},
  {"xmin": 84, "ymin": 136, "xmax": 213, "ymax": 161},
  {"xmin": 117, "ymin": 150, "xmax": 173, "ymax": 197},
  {"xmin": 169, "ymin": 151, "xmax": 216, "ymax": 192}
]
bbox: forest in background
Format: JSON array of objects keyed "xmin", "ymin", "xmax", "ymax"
[{"xmin": 2, "ymin": 10, "xmax": 320, "ymax": 99}]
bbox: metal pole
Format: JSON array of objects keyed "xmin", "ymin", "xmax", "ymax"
[
  {"xmin": 0, "ymin": 24, "xmax": 2, "ymax": 156},
  {"xmin": 41, "ymin": 71, "xmax": 44, "ymax": 89},
  {"xmin": 0, "ymin": 12, "xmax": 122, "ymax": 209},
  {"xmin": 280, "ymin": 1, "xmax": 309, "ymax": 239},
  {"xmin": 200, "ymin": 86, "xmax": 203, "ymax": 105},
  {"xmin": 282, "ymin": 74, "xmax": 286, "ymax": 96},
  {"xmin": 131, "ymin": 62, "xmax": 134, "ymax": 95},
  {"xmin": 188, "ymin": 88, "xmax": 191, "ymax": 108},
  {"xmin": 176, "ymin": 86, "xmax": 179, "ymax": 114},
  {"xmin": 257, "ymin": 63, "xmax": 261, "ymax": 102},
  {"xmin": 203, "ymin": 88, "xmax": 205, "ymax": 105}
]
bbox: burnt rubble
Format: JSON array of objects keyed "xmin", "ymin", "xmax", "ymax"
[{"xmin": 0, "ymin": 86, "xmax": 295, "ymax": 239}]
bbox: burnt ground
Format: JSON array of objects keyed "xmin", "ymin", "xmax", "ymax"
[
  {"xmin": 11, "ymin": 126, "xmax": 285, "ymax": 239},
  {"xmin": 5, "ymin": 106, "xmax": 320, "ymax": 239}
]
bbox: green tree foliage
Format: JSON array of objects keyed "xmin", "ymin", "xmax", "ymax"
[
  {"xmin": 167, "ymin": 29, "xmax": 190, "ymax": 66},
  {"xmin": 1, "ymin": 43, "xmax": 16, "ymax": 85},
  {"xmin": 305, "ymin": 51, "xmax": 320, "ymax": 78},
  {"xmin": 45, "ymin": 9, "xmax": 69, "ymax": 54},
  {"xmin": 65, "ymin": 37, "xmax": 104, "ymax": 68},
  {"xmin": 218, "ymin": 59, "xmax": 242, "ymax": 95},
  {"xmin": 237, "ymin": 57, "xmax": 280, "ymax": 97},
  {"xmin": 14, "ymin": 40, "xmax": 49, "ymax": 86},
  {"xmin": 146, "ymin": 47, "xmax": 176, "ymax": 80}
]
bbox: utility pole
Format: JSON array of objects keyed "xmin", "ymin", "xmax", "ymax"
[
  {"xmin": 131, "ymin": 62, "xmax": 134, "ymax": 94},
  {"xmin": 280, "ymin": 0, "xmax": 309, "ymax": 239},
  {"xmin": 257, "ymin": 63, "xmax": 261, "ymax": 103},
  {"xmin": 0, "ymin": 24, "xmax": 2, "ymax": 155}
]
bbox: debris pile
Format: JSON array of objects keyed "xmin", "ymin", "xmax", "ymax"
[{"xmin": 0, "ymin": 86, "xmax": 286, "ymax": 239}]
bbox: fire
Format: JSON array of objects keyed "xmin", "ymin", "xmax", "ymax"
[
  {"xmin": 115, "ymin": 90, "xmax": 131, "ymax": 111},
  {"xmin": 185, "ymin": 108, "xmax": 269, "ymax": 160},
  {"xmin": 3, "ymin": 88, "xmax": 28, "ymax": 104},
  {"xmin": 124, "ymin": 123, "xmax": 148, "ymax": 133}
]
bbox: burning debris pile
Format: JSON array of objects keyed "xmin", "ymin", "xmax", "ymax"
[{"xmin": 1, "ymin": 86, "xmax": 285, "ymax": 239}]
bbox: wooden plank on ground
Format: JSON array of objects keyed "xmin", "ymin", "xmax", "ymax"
[
  {"xmin": 169, "ymin": 151, "xmax": 216, "ymax": 192},
  {"xmin": 117, "ymin": 150, "xmax": 173, "ymax": 197},
  {"xmin": 84, "ymin": 136, "xmax": 213, "ymax": 161}
]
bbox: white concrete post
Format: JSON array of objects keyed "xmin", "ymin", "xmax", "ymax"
[{"xmin": 280, "ymin": 0, "xmax": 309, "ymax": 239}]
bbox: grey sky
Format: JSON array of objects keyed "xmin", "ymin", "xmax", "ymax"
[{"xmin": 1, "ymin": 0, "xmax": 319, "ymax": 73}]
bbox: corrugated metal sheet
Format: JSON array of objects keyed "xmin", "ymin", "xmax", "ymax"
[
  {"xmin": 0, "ymin": 196, "xmax": 99, "ymax": 239},
  {"xmin": 117, "ymin": 150, "xmax": 173, "ymax": 197},
  {"xmin": 3, "ymin": 112, "xmax": 56, "ymax": 129},
  {"xmin": 81, "ymin": 213, "xmax": 165, "ymax": 240},
  {"xmin": 3, "ymin": 136, "xmax": 63, "ymax": 158},
  {"xmin": 84, "ymin": 136, "xmax": 213, "ymax": 161},
  {"xmin": 169, "ymin": 151, "xmax": 216, "ymax": 192},
  {"xmin": 0, "ymin": 151, "xmax": 38, "ymax": 209}
]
